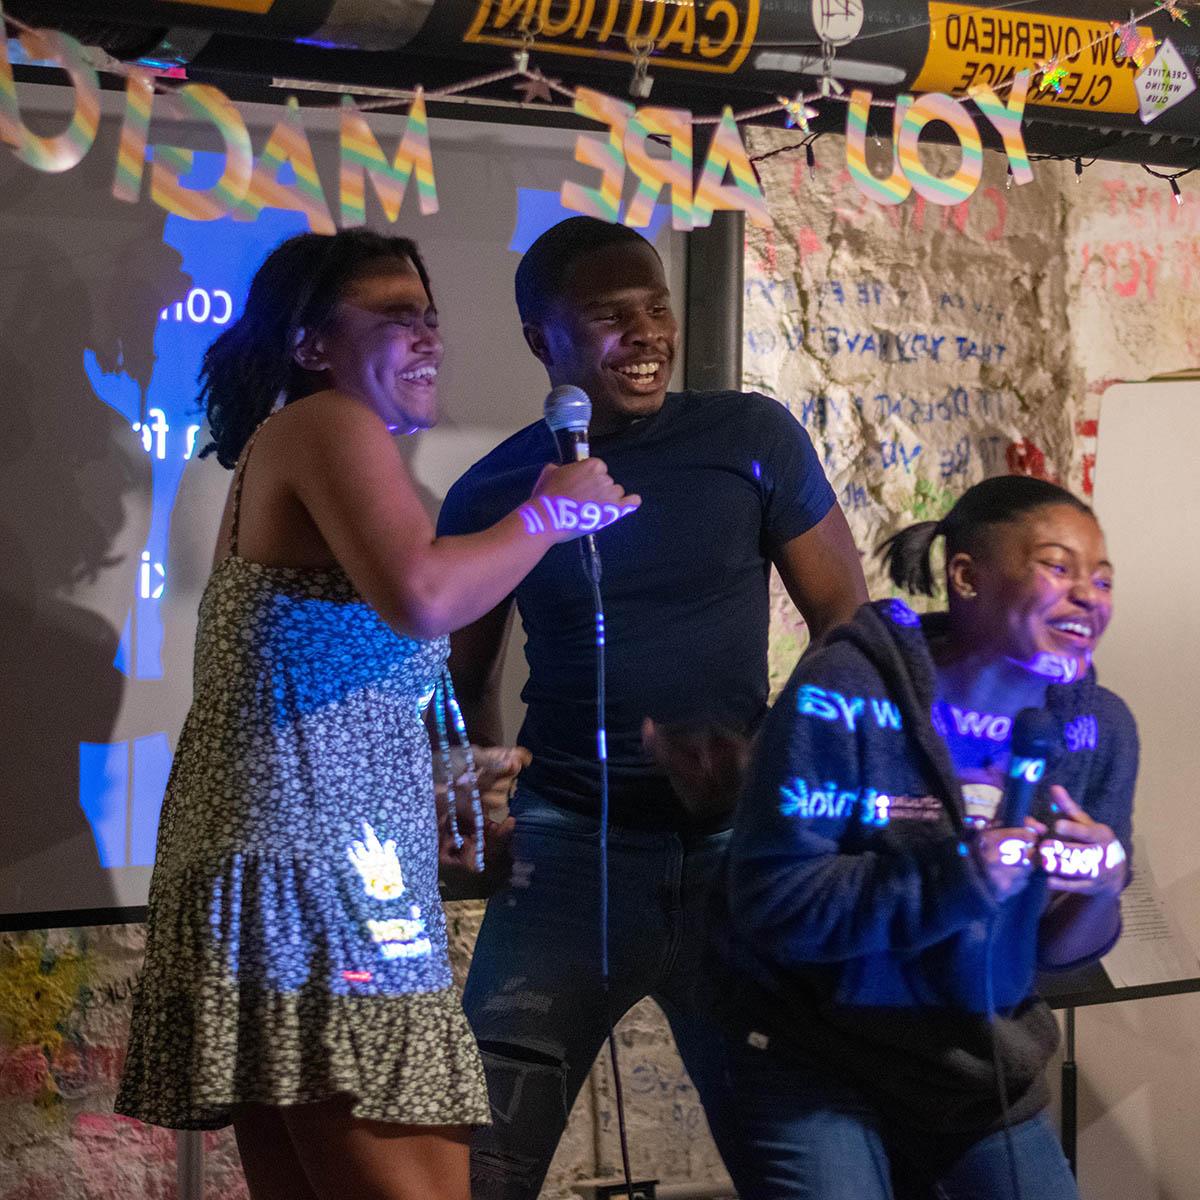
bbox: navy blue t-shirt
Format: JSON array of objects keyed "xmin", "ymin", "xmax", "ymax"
[{"xmin": 437, "ymin": 390, "xmax": 836, "ymax": 830}]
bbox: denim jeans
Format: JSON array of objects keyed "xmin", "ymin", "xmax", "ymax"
[
  {"xmin": 462, "ymin": 788, "xmax": 743, "ymax": 1200},
  {"xmin": 723, "ymin": 1037, "xmax": 1080, "ymax": 1200}
]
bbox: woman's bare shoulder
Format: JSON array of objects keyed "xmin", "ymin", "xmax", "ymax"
[{"xmin": 254, "ymin": 391, "xmax": 394, "ymax": 467}]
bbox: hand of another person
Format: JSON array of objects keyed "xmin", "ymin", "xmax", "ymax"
[
  {"xmin": 642, "ymin": 718, "xmax": 751, "ymax": 824},
  {"xmin": 525, "ymin": 459, "xmax": 641, "ymax": 542},
  {"xmin": 1037, "ymin": 785, "xmax": 1128, "ymax": 896},
  {"xmin": 436, "ymin": 745, "xmax": 529, "ymax": 890},
  {"xmin": 972, "ymin": 825, "xmax": 1039, "ymax": 902}
]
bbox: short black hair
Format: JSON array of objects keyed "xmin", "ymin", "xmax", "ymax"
[
  {"xmin": 515, "ymin": 216, "xmax": 660, "ymax": 325},
  {"xmin": 877, "ymin": 474, "xmax": 1095, "ymax": 596}
]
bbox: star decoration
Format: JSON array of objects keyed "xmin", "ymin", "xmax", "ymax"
[
  {"xmin": 513, "ymin": 69, "xmax": 558, "ymax": 104},
  {"xmin": 1155, "ymin": 0, "xmax": 1190, "ymax": 23},
  {"xmin": 1110, "ymin": 18, "xmax": 1159, "ymax": 68},
  {"xmin": 1038, "ymin": 63, "xmax": 1069, "ymax": 93},
  {"xmin": 777, "ymin": 93, "xmax": 818, "ymax": 131}
]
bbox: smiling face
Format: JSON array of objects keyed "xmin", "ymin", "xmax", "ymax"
[
  {"xmin": 298, "ymin": 259, "xmax": 443, "ymax": 434},
  {"xmin": 524, "ymin": 240, "xmax": 678, "ymax": 435},
  {"xmin": 952, "ymin": 503, "xmax": 1114, "ymax": 680}
]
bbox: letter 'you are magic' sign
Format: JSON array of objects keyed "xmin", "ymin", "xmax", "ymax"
[{"xmin": 0, "ymin": 5, "xmax": 1034, "ymax": 231}]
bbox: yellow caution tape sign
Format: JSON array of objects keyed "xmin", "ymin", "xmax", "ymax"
[
  {"xmin": 464, "ymin": 0, "xmax": 760, "ymax": 75},
  {"xmin": 914, "ymin": 3, "xmax": 1152, "ymax": 114}
]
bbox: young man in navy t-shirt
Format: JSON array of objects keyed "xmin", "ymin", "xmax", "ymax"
[{"xmin": 437, "ymin": 216, "xmax": 867, "ymax": 1197}]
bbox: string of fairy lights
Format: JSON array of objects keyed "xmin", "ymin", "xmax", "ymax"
[{"xmin": 3, "ymin": 1, "xmax": 1197, "ymax": 200}]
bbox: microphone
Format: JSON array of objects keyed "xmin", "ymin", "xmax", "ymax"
[
  {"xmin": 998, "ymin": 707, "xmax": 1059, "ymax": 826},
  {"xmin": 544, "ymin": 384, "xmax": 592, "ymax": 463},
  {"xmin": 543, "ymin": 384, "xmax": 601, "ymax": 578}
]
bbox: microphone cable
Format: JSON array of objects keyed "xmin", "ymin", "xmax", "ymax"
[
  {"xmin": 985, "ymin": 899, "xmax": 1025, "ymax": 1200},
  {"xmin": 983, "ymin": 710, "xmax": 1057, "ymax": 1200},
  {"xmin": 544, "ymin": 382, "xmax": 635, "ymax": 1193},
  {"xmin": 582, "ymin": 542, "xmax": 636, "ymax": 1197}
]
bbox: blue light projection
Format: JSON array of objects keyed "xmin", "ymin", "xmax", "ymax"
[
  {"xmin": 347, "ymin": 821, "xmax": 408, "ymax": 900},
  {"xmin": 886, "ymin": 598, "xmax": 922, "ymax": 627},
  {"xmin": 347, "ymin": 820, "xmax": 432, "ymax": 961},
  {"xmin": 518, "ymin": 495, "xmax": 638, "ymax": 536},
  {"xmin": 796, "ymin": 685, "xmax": 903, "ymax": 732},
  {"xmin": 1063, "ymin": 714, "xmax": 1097, "ymax": 752},
  {"xmin": 79, "ymin": 151, "xmax": 309, "ymax": 869},
  {"xmin": 940, "ymin": 705, "xmax": 1012, "ymax": 742},
  {"xmin": 776, "ymin": 778, "xmax": 948, "ymax": 826},
  {"xmin": 779, "ymin": 778, "xmax": 881, "ymax": 821},
  {"xmin": 1010, "ymin": 651, "xmax": 1088, "ymax": 683},
  {"xmin": 367, "ymin": 911, "xmax": 432, "ymax": 960},
  {"xmin": 1007, "ymin": 754, "xmax": 1046, "ymax": 785},
  {"xmin": 1037, "ymin": 837, "xmax": 1104, "ymax": 879},
  {"xmin": 77, "ymin": 735, "xmax": 171, "ymax": 867}
]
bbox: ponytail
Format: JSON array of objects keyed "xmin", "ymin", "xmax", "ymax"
[
  {"xmin": 876, "ymin": 474, "xmax": 1094, "ymax": 598},
  {"xmin": 877, "ymin": 520, "xmax": 942, "ymax": 597}
]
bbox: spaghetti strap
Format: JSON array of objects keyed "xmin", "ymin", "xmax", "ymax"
[{"xmin": 228, "ymin": 424, "xmax": 267, "ymax": 557}]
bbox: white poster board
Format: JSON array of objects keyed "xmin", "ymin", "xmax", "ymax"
[
  {"xmin": 1092, "ymin": 379, "xmax": 1200, "ymax": 968},
  {"xmin": 1069, "ymin": 379, "xmax": 1200, "ymax": 1200}
]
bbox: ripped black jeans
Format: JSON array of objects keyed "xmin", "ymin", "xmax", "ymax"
[{"xmin": 461, "ymin": 788, "xmax": 742, "ymax": 1199}]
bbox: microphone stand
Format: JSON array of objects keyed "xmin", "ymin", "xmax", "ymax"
[{"xmin": 551, "ymin": 433, "xmax": 633, "ymax": 1196}]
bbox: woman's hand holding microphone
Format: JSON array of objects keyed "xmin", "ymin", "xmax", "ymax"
[
  {"xmin": 523, "ymin": 459, "xmax": 640, "ymax": 542},
  {"xmin": 973, "ymin": 785, "xmax": 1127, "ymax": 903}
]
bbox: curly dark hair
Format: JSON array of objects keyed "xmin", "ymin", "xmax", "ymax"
[{"xmin": 197, "ymin": 229, "xmax": 433, "ymax": 468}]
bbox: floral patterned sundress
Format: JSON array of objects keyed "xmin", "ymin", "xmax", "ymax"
[{"xmin": 116, "ymin": 440, "xmax": 490, "ymax": 1130}]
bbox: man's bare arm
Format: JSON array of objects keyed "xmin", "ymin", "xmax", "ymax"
[{"xmin": 773, "ymin": 504, "xmax": 868, "ymax": 647}]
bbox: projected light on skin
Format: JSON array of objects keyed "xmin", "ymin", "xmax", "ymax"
[
  {"xmin": 1038, "ymin": 838, "xmax": 1102, "ymax": 879},
  {"xmin": 518, "ymin": 495, "xmax": 638, "ymax": 536},
  {"xmin": 1009, "ymin": 650, "xmax": 1089, "ymax": 684},
  {"xmin": 995, "ymin": 833, "xmax": 1124, "ymax": 882},
  {"xmin": 998, "ymin": 836, "xmax": 1030, "ymax": 866}
]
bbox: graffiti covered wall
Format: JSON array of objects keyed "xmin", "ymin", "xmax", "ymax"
[{"xmin": 743, "ymin": 133, "xmax": 1082, "ymax": 681}]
